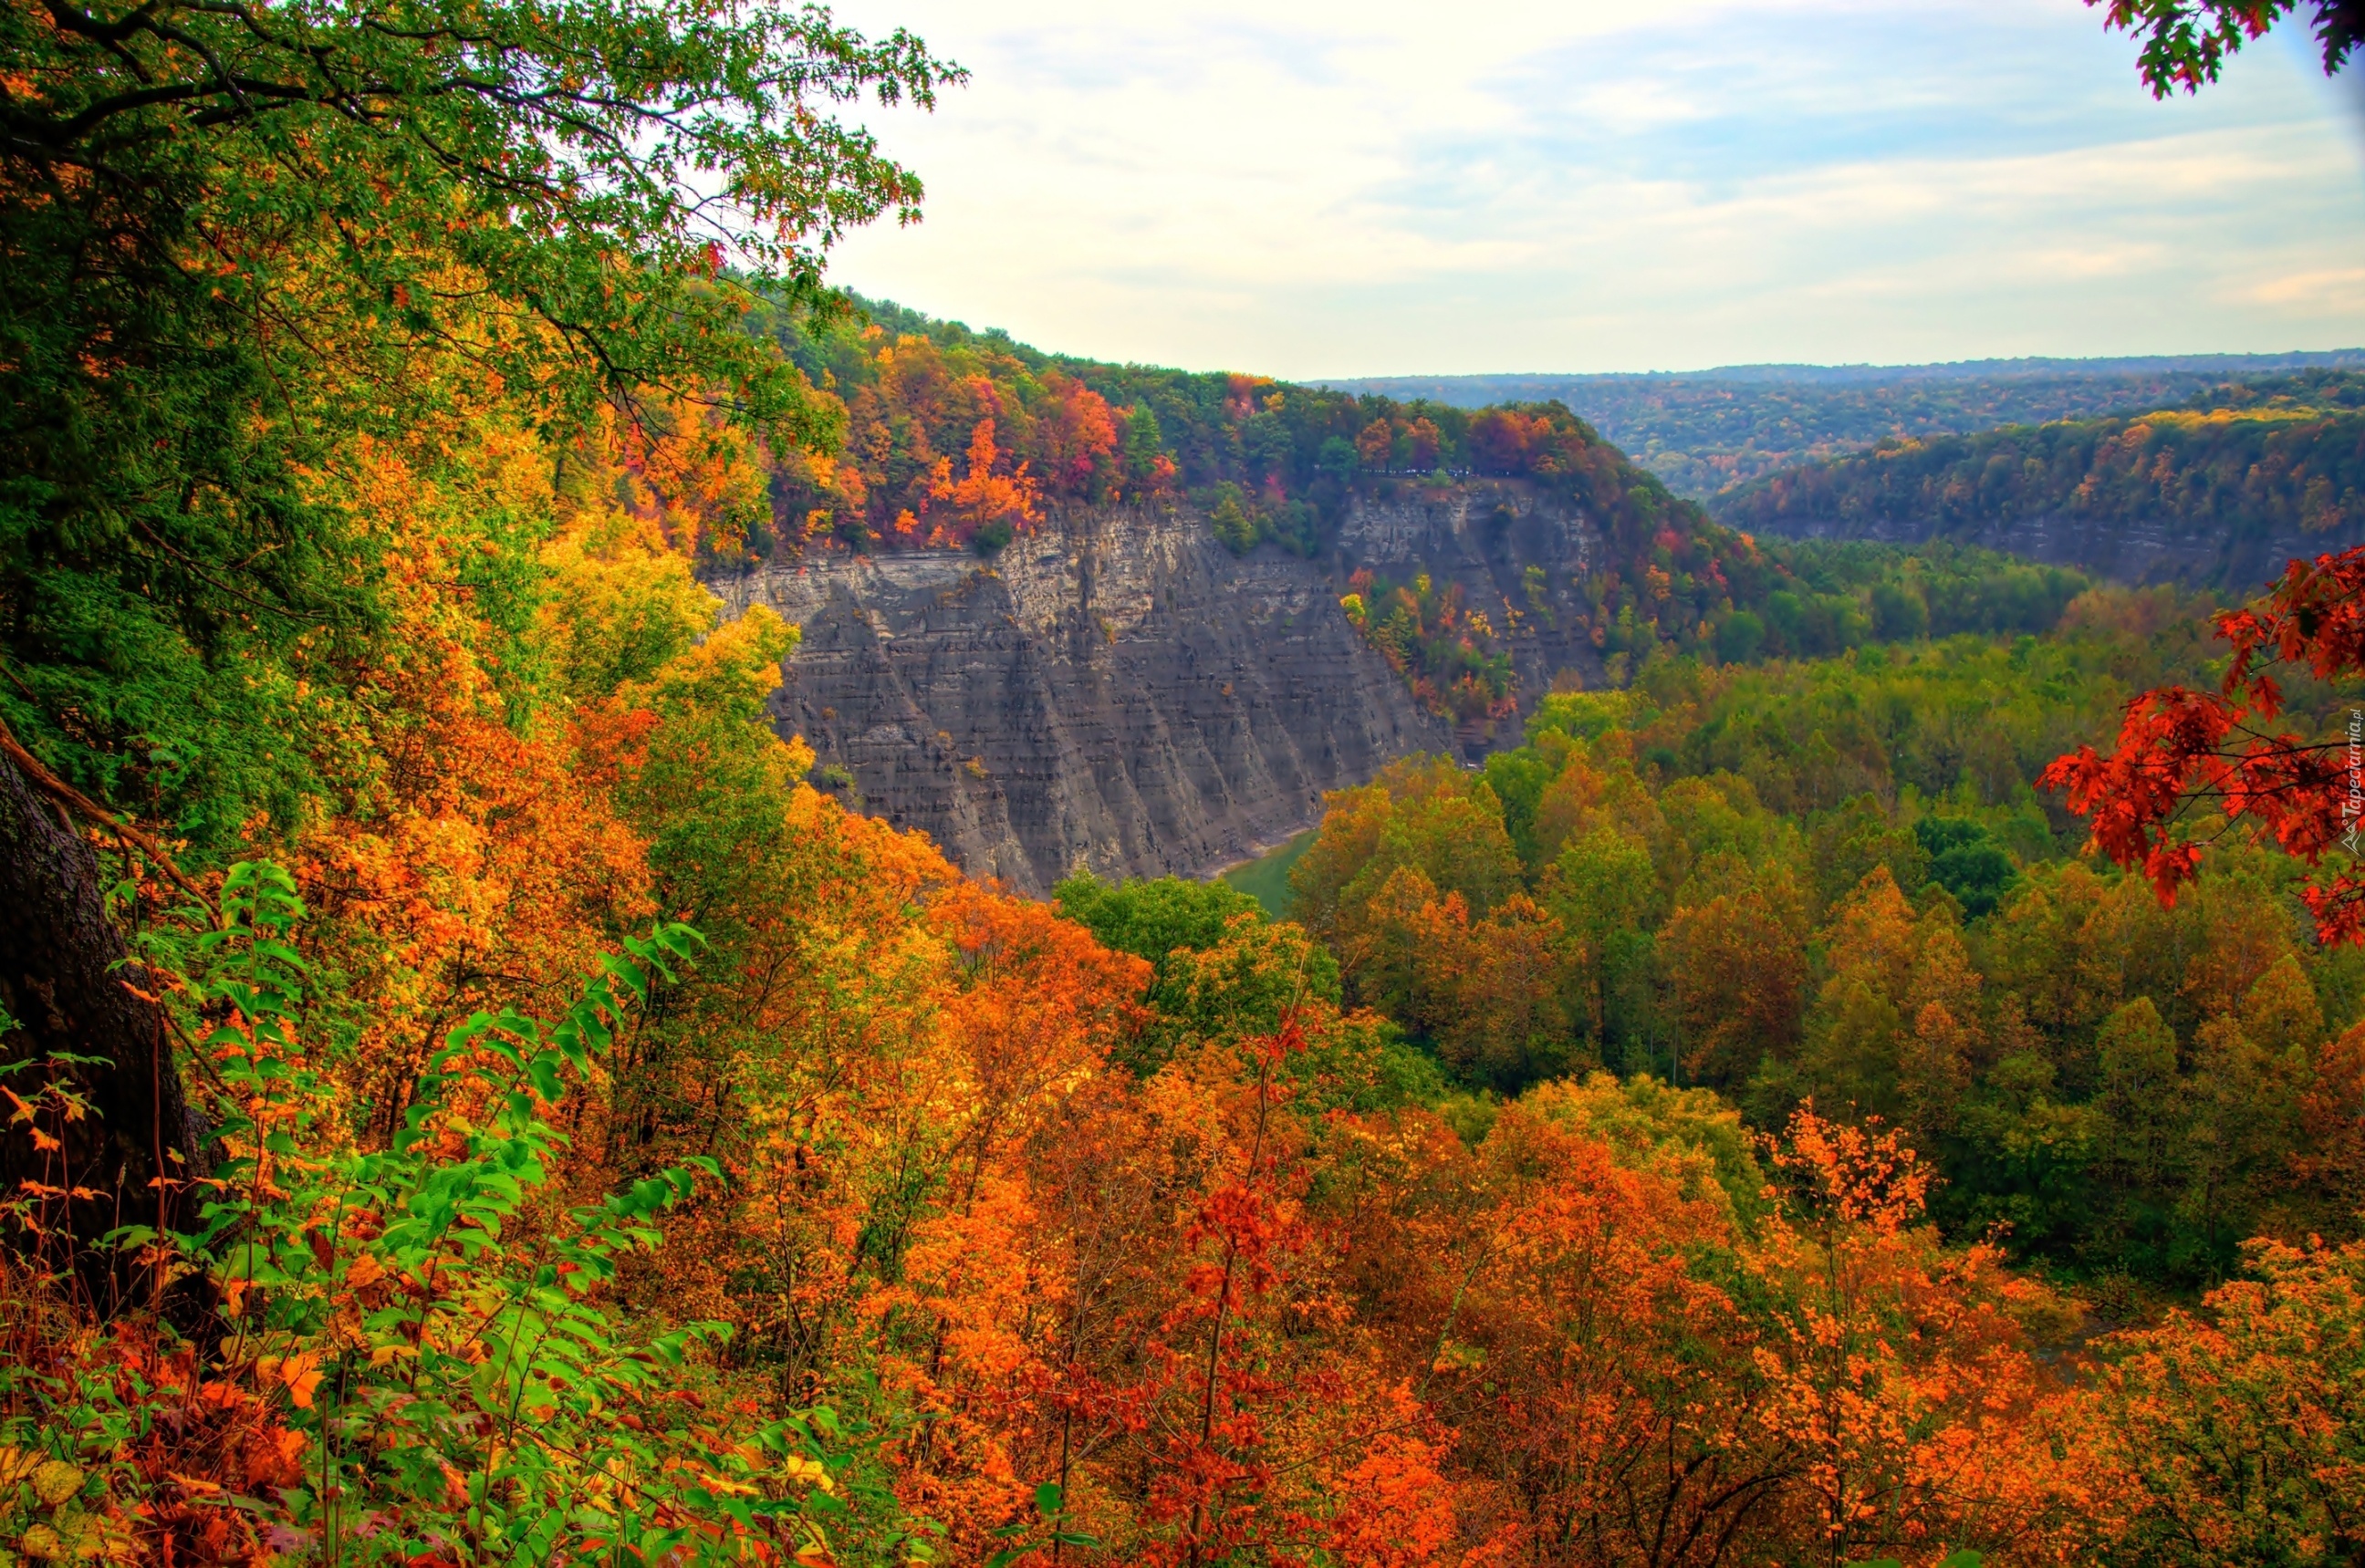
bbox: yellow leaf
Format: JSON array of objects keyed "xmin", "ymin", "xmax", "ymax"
[
  {"xmin": 783, "ymin": 1455, "xmax": 835, "ymax": 1493},
  {"xmin": 700, "ymin": 1475, "xmax": 761, "ymax": 1497},
  {"xmin": 29, "ymin": 1460, "xmax": 82, "ymax": 1507}
]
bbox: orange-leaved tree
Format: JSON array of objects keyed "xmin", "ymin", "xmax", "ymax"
[
  {"xmin": 924, "ymin": 419, "xmax": 1045, "ymax": 547},
  {"xmin": 1748, "ymin": 1105, "xmax": 2077, "ymax": 1566},
  {"xmin": 2058, "ymin": 1231, "xmax": 2365, "ymax": 1565}
]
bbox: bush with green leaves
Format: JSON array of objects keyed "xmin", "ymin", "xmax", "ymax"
[{"xmin": 1, "ymin": 862, "xmax": 937, "ymax": 1565}]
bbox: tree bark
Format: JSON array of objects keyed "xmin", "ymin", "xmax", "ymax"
[{"xmin": 0, "ymin": 742, "xmax": 197, "ymax": 1312}]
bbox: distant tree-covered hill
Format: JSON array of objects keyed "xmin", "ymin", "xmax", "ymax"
[
  {"xmin": 1707, "ymin": 373, "xmax": 2365, "ymax": 587},
  {"xmin": 1328, "ymin": 353, "xmax": 2365, "ymax": 500}
]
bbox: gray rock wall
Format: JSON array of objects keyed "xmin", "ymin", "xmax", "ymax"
[
  {"xmin": 1335, "ymin": 483, "xmax": 1606, "ymax": 699},
  {"xmin": 710, "ymin": 483, "xmax": 1607, "ymax": 892}
]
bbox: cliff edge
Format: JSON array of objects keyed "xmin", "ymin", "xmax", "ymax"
[{"xmin": 712, "ymin": 481, "xmax": 1609, "ymax": 892}]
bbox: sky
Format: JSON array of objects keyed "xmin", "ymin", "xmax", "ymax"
[{"xmin": 822, "ymin": 0, "xmax": 2365, "ymax": 378}]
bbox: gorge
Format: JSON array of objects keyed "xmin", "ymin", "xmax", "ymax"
[
  {"xmin": 714, "ymin": 315, "xmax": 2362, "ymax": 898},
  {"xmin": 715, "ymin": 480, "xmax": 1608, "ymax": 891}
]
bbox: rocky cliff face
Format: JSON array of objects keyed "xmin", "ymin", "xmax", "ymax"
[
  {"xmin": 1332, "ymin": 481, "xmax": 1609, "ymax": 701},
  {"xmin": 710, "ymin": 482, "xmax": 1606, "ymax": 893}
]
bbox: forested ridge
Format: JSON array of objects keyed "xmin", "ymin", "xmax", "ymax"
[
  {"xmin": 743, "ymin": 289, "xmax": 1699, "ymax": 564},
  {"xmin": 1714, "ymin": 372, "xmax": 2365, "ymax": 557},
  {"xmin": 1328, "ymin": 355, "xmax": 2365, "ymax": 499},
  {"xmin": 4, "ymin": 0, "xmax": 2365, "ymax": 1563}
]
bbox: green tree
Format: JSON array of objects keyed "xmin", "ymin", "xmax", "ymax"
[
  {"xmin": 1714, "ymin": 609, "xmax": 1767, "ymax": 665},
  {"xmin": 1916, "ymin": 818, "xmax": 2020, "ymax": 919},
  {"xmin": 1211, "ymin": 489, "xmax": 1257, "ymax": 553},
  {"xmin": 1870, "ymin": 581, "xmax": 1930, "ymax": 642},
  {"xmin": 1124, "ymin": 404, "xmax": 1169, "ymax": 482},
  {"xmin": 4, "ymin": 0, "xmax": 957, "ymax": 816},
  {"xmin": 1542, "ymin": 826, "xmax": 1658, "ymax": 1042},
  {"xmin": 1055, "ymin": 873, "xmax": 1269, "ymax": 974},
  {"xmin": 2093, "ymin": 997, "xmax": 2187, "ymax": 1272},
  {"xmin": 0, "ymin": 0, "xmax": 955, "ymax": 1260},
  {"xmin": 1947, "ymin": 1051, "xmax": 2100, "ymax": 1260},
  {"xmin": 1055, "ymin": 873, "xmax": 1344, "ymax": 1071}
]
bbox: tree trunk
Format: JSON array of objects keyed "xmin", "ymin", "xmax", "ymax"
[{"xmin": 0, "ymin": 743, "xmax": 197, "ymax": 1313}]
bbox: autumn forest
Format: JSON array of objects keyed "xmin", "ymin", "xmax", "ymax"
[{"xmin": 3, "ymin": 0, "xmax": 2364, "ymax": 1566}]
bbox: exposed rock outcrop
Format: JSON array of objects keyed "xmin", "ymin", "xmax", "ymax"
[{"xmin": 710, "ymin": 482, "xmax": 1607, "ymax": 892}]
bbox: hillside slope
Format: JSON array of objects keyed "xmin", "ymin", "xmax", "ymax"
[{"xmin": 1709, "ymin": 374, "xmax": 2365, "ymax": 586}]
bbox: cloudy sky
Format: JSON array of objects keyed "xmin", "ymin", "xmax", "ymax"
[{"xmin": 823, "ymin": 0, "xmax": 2365, "ymax": 377}]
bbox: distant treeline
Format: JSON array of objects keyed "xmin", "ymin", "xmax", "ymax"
[
  {"xmin": 1329, "ymin": 357, "xmax": 2365, "ymax": 499},
  {"xmin": 1712, "ymin": 373, "xmax": 2365, "ymax": 551}
]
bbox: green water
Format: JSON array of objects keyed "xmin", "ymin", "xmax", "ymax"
[{"xmin": 1219, "ymin": 829, "xmax": 1316, "ymax": 917}]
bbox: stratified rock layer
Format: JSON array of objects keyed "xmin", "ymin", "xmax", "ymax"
[{"xmin": 711, "ymin": 482, "xmax": 1606, "ymax": 892}]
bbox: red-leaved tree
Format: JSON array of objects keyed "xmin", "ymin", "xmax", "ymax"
[{"xmin": 2040, "ymin": 547, "xmax": 2365, "ymax": 947}]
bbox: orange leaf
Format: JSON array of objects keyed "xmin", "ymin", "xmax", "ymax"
[{"xmin": 282, "ymin": 1353, "xmax": 325, "ymax": 1408}]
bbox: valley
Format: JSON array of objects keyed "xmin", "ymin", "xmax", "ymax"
[
  {"xmin": 724, "ymin": 299, "xmax": 2119, "ymax": 890},
  {"xmin": 6, "ymin": 0, "xmax": 2365, "ymax": 1555}
]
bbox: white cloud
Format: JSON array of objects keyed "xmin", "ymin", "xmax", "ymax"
[
  {"xmin": 823, "ymin": 0, "xmax": 2365, "ymax": 374},
  {"xmin": 2249, "ymin": 267, "xmax": 2365, "ymax": 312}
]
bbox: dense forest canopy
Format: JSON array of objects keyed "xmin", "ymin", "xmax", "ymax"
[
  {"xmin": 1273, "ymin": 607, "xmax": 2363, "ymax": 1288},
  {"xmin": 4, "ymin": 0, "xmax": 2365, "ymax": 1563}
]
